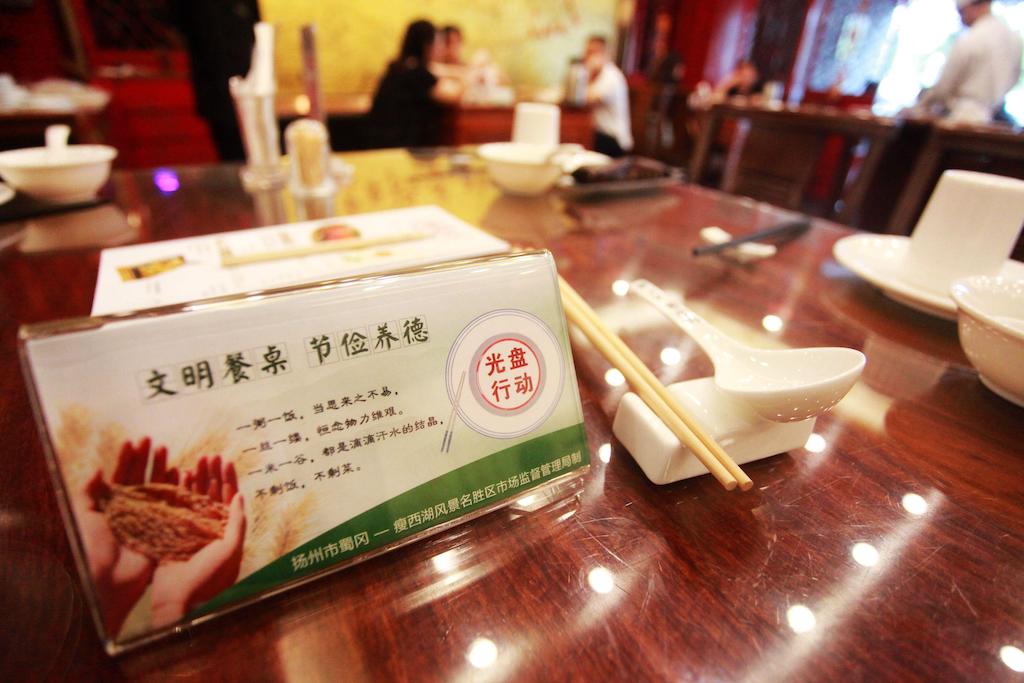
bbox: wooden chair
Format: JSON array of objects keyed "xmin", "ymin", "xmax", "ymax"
[
  {"xmin": 720, "ymin": 121, "xmax": 825, "ymax": 209},
  {"xmin": 631, "ymin": 81, "xmax": 692, "ymax": 166},
  {"xmin": 690, "ymin": 102, "xmax": 898, "ymax": 221}
]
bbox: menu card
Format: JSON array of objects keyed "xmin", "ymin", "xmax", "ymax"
[
  {"xmin": 23, "ymin": 251, "xmax": 588, "ymax": 654},
  {"xmin": 91, "ymin": 205, "xmax": 510, "ymax": 315}
]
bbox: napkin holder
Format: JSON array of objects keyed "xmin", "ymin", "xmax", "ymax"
[
  {"xmin": 612, "ymin": 377, "xmax": 814, "ymax": 485},
  {"xmin": 230, "ymin": 23, "xmax": 287, "ymax": 192}
]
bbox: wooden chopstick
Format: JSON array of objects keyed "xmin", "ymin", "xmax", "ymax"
[
  {"xmin": 691, "ymin": 218, "xmax": 810, "ymax": 256},
  {"xmin": 219, "ymin": 231, "xmax": 430, "ymax": 267},
  {"xmin": 559, "ymin": 277, "xmax": 751, "ymax": 491},
  {"xmin": 561, "ymin": 279, "xmax": 752, "ymax": 490}
]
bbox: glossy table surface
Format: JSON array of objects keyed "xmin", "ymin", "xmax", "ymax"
[{"xmin": 1, "ymin": 150, "xmax": 1022, "ymax": 682}]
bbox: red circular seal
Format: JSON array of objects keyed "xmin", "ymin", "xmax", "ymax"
[{"xmin": 475, "ymin": 337, "xmax": 542, "ymax": 412}]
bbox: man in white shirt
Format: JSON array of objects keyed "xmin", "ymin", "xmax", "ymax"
[
  {"xmin": 917, "ymin": 0, "xmax": 1023, "ymax": 123},
  {"xmin": 584, "ymin": 36, "xmax": 634, "ymax": 156}
]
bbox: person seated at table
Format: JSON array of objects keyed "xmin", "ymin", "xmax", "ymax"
[
  {"xmin": 439, "ymin": 25, "xmax": 464, "ymax": 66},
  {"xmin": 714, "ymin": 60, "xmax": 765, "ymax": 99},
  {"xmin": 643, "ymin": 11, "xmax": 686, "ymax": 155},
  {"xmin": 431, "ymin": 25, "xmax": 509, "ymax": 104},
  {"xmin": 584, "ymin": 35, "xmax": 634, "ymax": 158},
  {"xmin": 430, "ymin": 25, "xmax": 467, "ymax": 81},
  {"xmin": 912, "ymin": 0, "xmax": 1022, "ymax": 124},
  {"xmin": 368, "ymin": 20, "xmax": 464, "ymax": 149},
  {"xmin": 648, "ymin": 12, "xmax": 685, "ymax": 86}
]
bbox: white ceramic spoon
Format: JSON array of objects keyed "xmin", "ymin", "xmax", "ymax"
[{"xmin": 630, "ymin": 279, "xmax": 865, "ymax": 422}]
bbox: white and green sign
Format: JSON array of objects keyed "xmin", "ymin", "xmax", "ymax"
[{"xmin": 21, "ymin": 251, "xmax": 588, "ymax": 654}]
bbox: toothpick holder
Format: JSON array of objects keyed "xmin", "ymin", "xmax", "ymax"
[{"xmin": 612, "ymin": 377, "xmax": 815, "ymax": 485}]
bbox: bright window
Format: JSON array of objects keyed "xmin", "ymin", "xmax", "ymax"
[{"xmin": 873, "ymin": 0, "xmax": 1024, "ymax": 122}]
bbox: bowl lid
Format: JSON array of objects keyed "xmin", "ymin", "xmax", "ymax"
[{"xmin": 0, "ymin": 145, "xmax": 117, "ymax": 169}]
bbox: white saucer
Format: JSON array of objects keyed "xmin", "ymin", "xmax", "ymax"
[
  {"xmin": 980, "ymin": 375, "xmax": 1024, "ymax": 408},
  {"xmin": 0, "ymin": 182, "xmax": 13, "ymax": 207},
  {"xmin": 833, "ymin": 234, "xmax": 1024, "ymax": 321}
]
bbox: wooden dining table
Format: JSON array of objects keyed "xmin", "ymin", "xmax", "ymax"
[{"xmin": 1, "ymin": 149, "xmax": 1022, "ymax": 682}]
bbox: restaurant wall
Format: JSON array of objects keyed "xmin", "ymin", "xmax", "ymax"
[
  {"xmin": 800, "ymin": 0, "xmax": 898, "ymax": 95},
  {"xmin": 668, "ymin": 0, "xmax": 896, "ymax": 98},
  {"xmin": 671, "ymin": 0, "xmax": 760, "ymax": 87},
  {"xmin": 259, "ymin": 0, "xmax": 619, "ymax": 97},
  {"xmin": 0, "ymin": 0, "xmax": 70, "ymax": 80},
  {"xmin": 749, "ymin": 0, "xmax": 811, "ymax": 83}
]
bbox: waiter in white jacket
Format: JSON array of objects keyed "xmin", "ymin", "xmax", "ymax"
[
  {"xmin": 584, "ymin": 36, "xmax": 634, "ymax": 157},
  {"xmin": 916, "ymin": 0, "xmax": 1023, "ymax": 123}
]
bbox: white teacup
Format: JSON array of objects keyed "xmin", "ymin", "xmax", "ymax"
[
  {"xmin": 512, "ymin": 102, "xmax": 560, "ymax": 148},
  {"xmin": 903, "ymin": 170, "xmax": 1024, "ymax": 294}
]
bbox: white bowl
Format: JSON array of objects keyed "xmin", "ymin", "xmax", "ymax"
[
  {"xmin": 0, "ymin": 145, "xmax": 117, "ymax": 202},
  {"xmin": 950, "ymin": 276, "xmax": 1024, "ymax": 407},
  {"xmin": 478, "ymin": 142, "xmax": 565, "ymax": 196}
]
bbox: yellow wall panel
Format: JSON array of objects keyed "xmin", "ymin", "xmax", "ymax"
[{"xmin": 260, "ymin": 0, "xmax": 618, "ymax": 97}]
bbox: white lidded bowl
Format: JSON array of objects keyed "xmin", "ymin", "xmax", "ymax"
[
  {"xmin": 0, "ymin": 144, "xmax": 117, "ymax": 202},
  {"xmin": 950, "ymin": 275, "xmax": 1024, "ymax": 407},
  {"xmin": 478, "ymin": 142, "xmax": 565, "ymax": 196}
]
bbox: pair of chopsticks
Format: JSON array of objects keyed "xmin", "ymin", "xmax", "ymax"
[
  {"xmin": 218, "ymin": 231, "xmax": 430, "ymax": 267},
  {"xmin": 558, "ymin": 277, "xmax": 752, "ymax": 491},
  {"xmin": 692, "ymin": 218, "xmax": 810, "ymax": 257}
]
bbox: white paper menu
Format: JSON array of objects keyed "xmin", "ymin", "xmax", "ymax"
[{"xmin": 91, "ymin": 205, "xmax": 510, "ymax": 316}]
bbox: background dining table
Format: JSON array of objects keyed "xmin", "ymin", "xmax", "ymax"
[{"xmin": 1, "ymin": 148, "xmax": 1022, "ymax": 682}]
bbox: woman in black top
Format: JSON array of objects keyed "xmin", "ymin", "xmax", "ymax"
[{"xmin": 369, "ymin": 20, "xmax": 462, "ymax": 149}]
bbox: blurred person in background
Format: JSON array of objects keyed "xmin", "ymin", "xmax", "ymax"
[
  {"xmin": 648, "ymin": 12, "xmax": 684, "ymax": 86},
  {"xmin": 173, "ymin": 0, "xmax": 259, "ymax": 161},
  {"xmin": 714, "ymin": 60, "xmax": 765, "ymax": 99},
  {"xmin": 585, "ymin": 35, "xmax": 633, "ymax": 157},
  {"xmin": 439, "ymin": 25, "xmax": 464, "ymax": 66},
  {"xmin": 368, "ymin": 20, "xmax": 463, "ymax": 148},
  {"xmin": 644, "ymin": 11, "xmax": 685, "ymax": 154},
  {"xmin": 913, "ymin": 0, "xmax": 1022, "ymax": 123},
  {"xmin": 432, "ymin": 25, "xmax": 507, "ymax": 103},
  {"xmin": 431, "ymin": 24, "xmax": 467, "ymax": 80}
]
